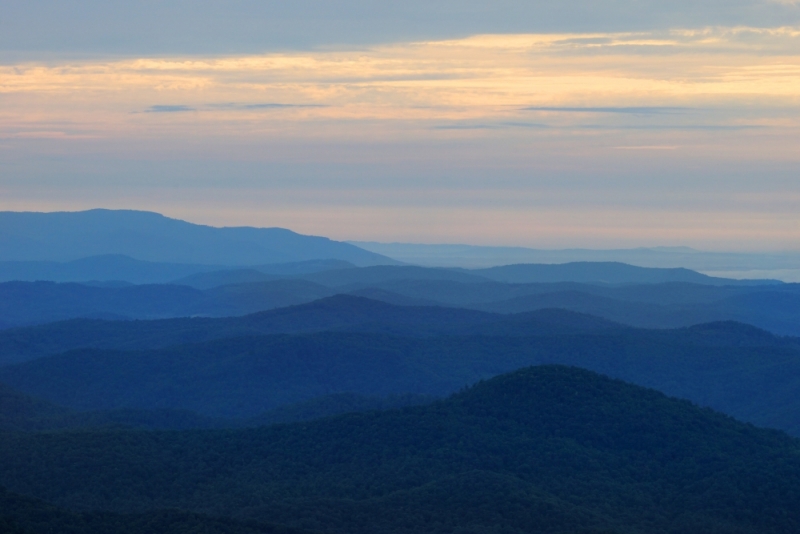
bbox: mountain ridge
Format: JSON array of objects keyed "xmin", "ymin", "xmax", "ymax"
[
  {"xmin": 0, "ymin": 209, "xmax": 397, "ymax": 266},
  {"xmin": 3, "ymin": 314, "xmax": 800, "ymax": 434}
]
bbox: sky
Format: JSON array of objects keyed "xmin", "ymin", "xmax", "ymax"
[{"xmin": 1, "ymin": 1, "xmax": 800, "ymax": 251}]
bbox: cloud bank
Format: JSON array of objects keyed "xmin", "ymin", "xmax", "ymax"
[{"xmin": 1, "ymin": 25, "xmax": 799, "ymax": 250}]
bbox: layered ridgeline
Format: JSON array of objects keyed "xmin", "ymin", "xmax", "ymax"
[
  {"xmin": 351, "ymin": 240, "xmax": 800, "ymax": 274},
  {"xmin": 2, "ymin": 366, "xmax": 800, "ymax": 534},
  {"xmin": 0, "ymin": 210, "xmax": 792, "ymax": 334},
  {"xmin": 0, "ymin": 209, "xmax": 396, "ymax": 267},
  {"xmin": 0, "ymin": 264, "xmax": 798, "ymax": 335},
  {"xmin": 0, "ymin": 255, "xmax": 357, "ymax": 285},
  {"xmin": 0, "ymin": 296, "xmax": 620, "ymax": 363},
  {"xmin": 2, "ymin": 296, "xmax": 800, "ymax": 435},
  {"xmin": 0, "ymin": 208, "xmax": 778, "ymax": 284}
]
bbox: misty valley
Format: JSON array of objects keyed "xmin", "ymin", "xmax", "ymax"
[{"xmin": 1, "ymin": 210, "xmax": 799, "ymax": 534}]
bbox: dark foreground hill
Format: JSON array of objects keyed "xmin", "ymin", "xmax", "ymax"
[
  {"xmin": 0, "ymin": 382, "xmax": 230, "ymax": 432},
  {"xmin": 0, "ymin": 486, "xmax": 311, "ymax": 534},
  {"xmin": 0, "ymin": 380, "xmax": 435, "ymax": 432},
  {"xmin": 3, "ymin": 320, "xmax": 800, "ymax": 435},
  {"xmin": 2, "ymin": 366, "xmax": 800, "ymax": 534}
]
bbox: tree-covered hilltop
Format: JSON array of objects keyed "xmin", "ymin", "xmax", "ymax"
[
  {"xmin": 0, "ymin": 486, "xmax": 314, "ymax": 534},
  {"xmin": 1, "ymin": 366, "xmax": 799, "ymax": 534},
  {"xmin": 0, "ymin": 380, "xmax": 437, "ymax": 432},
  {"xmin": 3, "ymin": 323, "xmax": 800, "ymax": 434}
]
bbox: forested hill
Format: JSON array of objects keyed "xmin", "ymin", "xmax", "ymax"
[
  {"xmin": 3, "ymin": 312, "xmax": 800, "ymax": 434},
  {"xmin": 0, "ymin": 295, "xmax": 622, "ymax": 365},
  {"xmin": 0, "ymin": 485, "xmax": 313, "ymax": 534},
  {"xmin": 2, "ymin": 366, "xmax": 799, "ymax": 534}
]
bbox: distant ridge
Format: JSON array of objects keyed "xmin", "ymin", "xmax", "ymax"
[
  {"xmin": 175, "ymin": 260, "xmax": 356, "ymax": 289},
  {"xmin": 0, "ymin": 209, "xmax": 397, "ymax": 266},
  {"xmin": 351, "ymin": 240, "xmax": 800, "ymax": 277},
  {"xmin": 0, "ymin": 255, "xmax": 221, "ymax": 284},
  {"xmin": 0, "ymin": 255, "xmax": 359, "ymax": 285},
  {"xmin": 473, "ymin": 261, "xmax": 775, "ymax": 285},
  {"xmin": 0, "ymin": 294, "xmax": 622, "ymax": 365}
]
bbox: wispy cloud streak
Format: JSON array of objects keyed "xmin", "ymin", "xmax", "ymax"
[
  {"xmin": 524, "ymin": 107, "xmax": 689, "ymax": 114},
  {"xmin": 145, "ymin": 105, "xmax": 195, "ymax": 113}
]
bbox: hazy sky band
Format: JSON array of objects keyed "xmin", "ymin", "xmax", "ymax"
[
  {"xmin": 1, "ymin": 21, "xmax": 799, "ymax": 250},
  {"xmin": 4, "ymin": 0, "xmax": 800, "ymax": 57}
]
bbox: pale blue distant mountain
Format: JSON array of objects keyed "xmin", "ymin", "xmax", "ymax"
[
  {"xmin": 472, "ymin": 261, "xmax": 778, "ymax": 286},
  {"xmin": 0, "ymin": 209, "xmax": 397, "ymax": 266},
  {"xmin": 351, "ymin": 241, "xmax": 800, "ymax": 279}
]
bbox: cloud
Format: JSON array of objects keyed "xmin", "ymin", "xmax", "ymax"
[
  {"xmin": 2, "ymin": 26, "xmax": 796, "ymax": 155},
  {"xmin": 580, "ymin": 124, "xmax": 764, "ymax": 131},
  {"xmin": 3, "ymin": 26, "xmax": 800, "ymax": 252},
  {"xmin": 434, "ymin": 122, "xmax": 549, "ymax": 130},
  {"xmin": 524, "ymin": 107, "xmax": 688, "ymax": 114},
  {"xmin": 145, "ymin": 105, "xmax": 195, "ymax": 113},
  {"xmin": 243, "ymin": 103, "xmax": 326, "ymax": 109},
  {"xmin": 208, "ymin": 103, "xmax": 329, "ymax": 110},
  {"xmin": 7, "ymin": 27, "xmax": 800, "ymax": 119}
]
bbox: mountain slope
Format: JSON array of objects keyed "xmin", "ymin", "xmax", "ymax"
[
  {"xmin": 0, "ymin": 281, "xmax": 208, "ymax": 326},
  {"xmin": 2, "ymin": 366, "xmax": 799, "ymax": 534},
  {"xmin": 0, "ymin": 255, "xmax": 223, "ymax": 284},
  {"xmin": 0, "ymin": 382, "xmax": 72, "ymax": 431},
  {"xmin": 470, "ymin": 284, "xmax": 800, "ymax": 336},
  {"xmin": 0, "ymin": 209, "xmax": 396, "ymax": 266},
  {"xmin": 3, "ymin": 277, "xmax": 799, "ymax": 335},
  {"xmin": 0, "ymin": 295, "xmax": 618, "ymax": 364},
  {"xmin": 302, "ymin": 265, "xmax": 490, "ymax": 287},
  {"xmin": 3, "ymin": 321, "xmax": 800, "ymax": 434},
  {"xmin": 0, "ymin": 379, "xmax": 437, "ymax": 432},
  {"xmin": 351, "ymin": 241, "xmax": 800, "ymax": 273},
  {"xmin": 473, "ymin": 261, "xmax": 761, "ymax": 285},
  {"xmin": 0, "ymin": 486, "xmax": 309, "ymax": 534},
  {"xmin": 0, "ymin": 256, "xmax": 358, "ymax": 286}
]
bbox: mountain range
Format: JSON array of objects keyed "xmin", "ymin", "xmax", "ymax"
[
  {"xmin": 3, "ymin": 366, "xmax": 800, "ymax": 534},
  {"xmin": 1, "ymin": 272, "xmax": 797, "ymax": 335},
  {"xmin": 3, "ymin": 209, "xmax": 800, "ymax": 533},
  {"xmin": 1, "ymin": 295, "xmax": 799, "ymax": 436}
]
